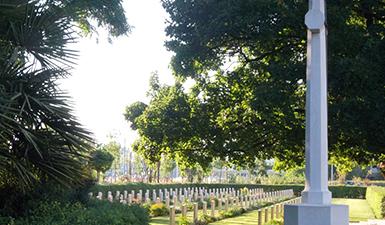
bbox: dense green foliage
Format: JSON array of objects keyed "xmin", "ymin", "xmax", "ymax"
[
  {"xmin": 197, "ymin": 214, "xmax": 217, "ymax": 224},
  {"xmin": 6, "ymin": 200, "xmax": 148, "ymax": 225},
  {"xmin": 0, "ymin": 0, "xmax": 130, "ymax": 221},
  {"xmin": 98, "ymin": 140, "xmax": 122, "ymax": 180},
  {"xmin": 0, "ymin": 180, "xmax": 92, "ymax": 219},
  {"xmin": 148, "ymin": 203, "xmax": 169, "ymax": 217},
  {"xmin": 328, "ymin": 186, "xmax": 367, "ymax": 199},
  {"xmin": 1, "ymin": 1, "xmax": 91, "ymax": 192},
  {"xmin": 0, "ymin": 0, "xmax": 129, "ymax": 192},
  {"xmin": 178, "ymin": 216, "xmax": 193, "ymax": 225},
  {"xmin": 219, "ymin": 207, "xmax": 244, "ymax": 219},
  {"xmin": 125, "ymin": 75, "xmax": 211, "ymax": 170},
  {"xmin": 258, "ymin": 168, "xmax": 305, "ymax": 185},
  {"xmin": 0, "ymin": 181, "xmax": 150, "ymax": 225},
  {"xmin": 265, "ymin": 220, "xmax": 284, "ymax": 225},
  {"xmin": 91, "ymin": 183, "xmax": 367, "ymax": 199},
  {"xmin": 125, "ymin": 101, "xmax": 148, "ymax": 130},
  {"xmin": 366, "ymin": 186, "xmax": 385, "ymax": 218},
  {"xmin": 127, "ymin": 0, "xmax": 385, "ymax": 171},
  {"xmin": 89, "ymin": 149, "xmax": 114, "ymax": 181}
]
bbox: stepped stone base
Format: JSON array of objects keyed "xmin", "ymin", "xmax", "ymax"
[{"xmin": 284, "ymin": 204, "xmax": 349, "ymax": 225}]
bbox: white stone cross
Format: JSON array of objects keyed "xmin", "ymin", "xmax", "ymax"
[
  {"xmin": 302, "ymin": 0, "xmax": 330, "ymax": 205},
  {"xmin": 284, "ymin": 1, "xmax": 349, "ymax": 224}
]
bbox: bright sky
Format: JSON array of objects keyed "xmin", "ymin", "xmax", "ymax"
[{"xmin": 61, "ymin": 0, "xmax": 174, "ymax": 146}]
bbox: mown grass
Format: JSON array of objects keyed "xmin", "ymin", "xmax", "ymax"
[
  {"xmin": 209, "ymin": 209, "xmax": 267, "ymax": 225},
  {"xmin": 150, "ymin": 204, "xmax": 277, "ymax": 225},
  {"xmin": 150, "ymin": 209, "xmax": 220, "ymax": 225},
  {"xmin": 333, "ymin": 198, "xmax": 375, "ymax": 222},
  {"xmin": 150, "ymin": 198, "xmax": 376, "ymax": 225}
]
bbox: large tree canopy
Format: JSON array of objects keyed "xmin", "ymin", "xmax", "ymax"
[
  {"xmin": 125, "ymin": 75, "xmax": 216, "ymax": 171},
  {"xmin": 0, "ymin": 0, "xmax": 129, "ymax": 191},
  {"xmin": 135, "ymin": 0, "xmax": 384, "ymax": 169}
]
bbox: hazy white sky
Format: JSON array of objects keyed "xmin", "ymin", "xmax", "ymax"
[{"xmin": 61, "ymin": 0, "xmax": 174, "ymax": 146}]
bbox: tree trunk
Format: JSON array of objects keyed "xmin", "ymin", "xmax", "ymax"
[
  {"xmin": 97, "ymin": 171, "xmax": 101, "ymax": 183},
  {"xmin": 114, "ymin": 164, "xmax": 118, "ymax": 183},
  {"xmin": 143, "ymin": 167, "xmax": 148, "ymax": 183},
  {"xmin": 157, "ymin": 161, "xmax": 161, "ymax": 183},
  {"xmin": 149, "ymin": 169, "xmax": 153, "ymax": 183},
  {"xmin": 128, "ymin": 152, "xmax": 132, "ymax": 181},
  {"xmin": 187, "ymin": 169, "xmax": 194, "ymax": 183},
  {"xmin": 219, "ymin": 166, "xmax": 222, "ymax": 183}
]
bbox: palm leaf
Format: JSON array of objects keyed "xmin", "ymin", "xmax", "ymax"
[{"xmin": 0, "ymin": 37, "xmax": 93, "ymax": 191}]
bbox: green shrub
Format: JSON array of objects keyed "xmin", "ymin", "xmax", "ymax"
[
  {"xmin": 149, "ymin": 203, "xmax": 169, "ymax": 217},
  {"xmin": 142, "ymin": 202, "xmax": 152, "ymax": 211},
  {"xmin": 198, "ymin": 214, "xmax": 217, "ymax": 223},
  {"xmin": 366, "ymin": 186, "xmax": 385, "ymax": 218},
  {"xmin": 14, "ymin": 200, "xmax": 149, "ymax": 225},
  {"xmin": 193, "ymin": 219, "xmax": 208, "ymax": 225},
  {"xmin": 0, "ymin": 216, "xmax": 15, "ymax": 225},
  {"xmin": 265, "ymin": 219, "xmax": 284, "ymax": 225},
  {"xmin": 329, "ymin": 186, "xmax": 366, "ymax": 199},
  {"xmin": 0, "ymin": 179, "xmax": 95, "ymax": 218},
  {"xmin": 259, "ymin": 173, "xmax": 305, "ymax": 185},
  {"xmin": 240, "ymin": 187, "xmax": 249, "ymax": 195},
  {"xmin": 15, "ymin": 201, "xmax": 87, "ymax": 225},
  {"xmin": 86, "ymin": 200, "xmax": 149, "ymax": 225},
  {"xmin": 186, "ymin": 202, "xmax": 194, "ymax": 211},
  {"xmin": 178, "ymin": 216, "xmax": 192, "ymax": 225},
  {"xmin": 219, "ymin": 207, "xmax": 243, "ymax": 219}
]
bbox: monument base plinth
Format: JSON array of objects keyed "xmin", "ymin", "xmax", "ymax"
[{"xmin": 284, "ymin": 204, "xmax": 349, "ymax": 225}]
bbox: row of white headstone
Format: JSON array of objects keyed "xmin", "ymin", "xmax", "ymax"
[
  {"xmin": 169, "ymin": 193, "xmax": 300, "ymax": 225},
  {"xmin": 89, "ymin": 187, "xmax": 294, "ymax": 209}
]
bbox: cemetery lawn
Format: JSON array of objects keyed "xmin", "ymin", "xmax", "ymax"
[
  {"xmin": 149, "ymin": 199, "xmax": 375, "ymax": 225},
  {"xmin": 332, "ymin": 198, "xmax": 375, "ymax": 222},
  {"xmin": 149, "ymin": 209, "xmax": 268, "ymax": 225},
  {"xmin": 210, "ymin": 199, "xmax": 375, "ymax": 224},
  {"xmin": 150, "ymin": 210, "xmax": 212, "ymax": 225},
  {"xmin": 209, "ymin": 209, "xmax": 267, "ymax": 225}
]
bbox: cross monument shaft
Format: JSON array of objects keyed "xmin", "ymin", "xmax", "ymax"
[
  {"xmin": 301, "ymin": 0, "xmax": 331, "ymax": 205},
  {"xmin": 282, "ymin": 1, "xmax": 349, "ymax": 224}
]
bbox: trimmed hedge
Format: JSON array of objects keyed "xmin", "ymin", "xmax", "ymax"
[
  {"xmin": 366, "ymin": 186, "xmax": 385, "ymax": 219},
  {"xmin": 329, "ymin": 186, "xmax": 366, "ymax": 199},
  {"xmin": 91, "ymin": 183, "xmax": 366, "ymax": 199}
]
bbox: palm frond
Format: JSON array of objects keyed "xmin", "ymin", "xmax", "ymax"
[
  {"xmin": 1, "ymin": 1, "xmax": 78, "ymax": 71},
  {"xmin": 0, "ymin": 54, "xmax": 93, "ymax": 191}
]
